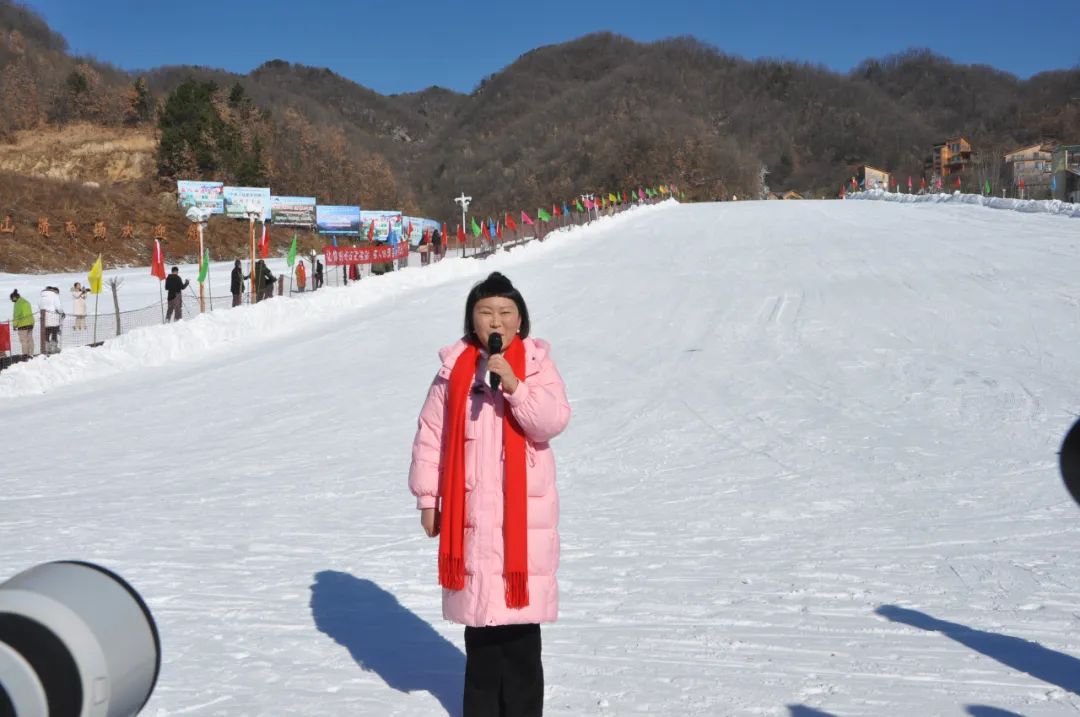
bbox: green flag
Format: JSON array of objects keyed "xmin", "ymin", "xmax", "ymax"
[
  {"xmin": 470, "ymin": 216, "xmax": 481, "ymax": 237},
  {"xmin": 287, "ymin": 233, "xmax": 298, "ymax": 267},
  {"xmin": 537, "ymin": 207, "xmax": 552, "ymax": 222},
  {"xmin": 197, "ymin": 247, "xmax": 209, "ymax": 283},
  {"xmin": 575, "ymin": 199, "xmax": 585, "ymax": 212},
  {"xmin": 983, "ymin": 179, "xmax": 991, "ymax": 195}
]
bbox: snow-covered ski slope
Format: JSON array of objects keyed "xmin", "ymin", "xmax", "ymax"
[{"xmin": 2, "ymin": 198, "xmax": 1079, "ymax": 715}]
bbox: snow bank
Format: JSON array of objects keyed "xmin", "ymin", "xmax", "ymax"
[{"xmin": 850, "ymin": 187, "xmax": 1080, "ymax": 218}]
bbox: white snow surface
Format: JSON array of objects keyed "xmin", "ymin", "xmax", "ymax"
[{"xmin": 2, "ymin": 198, "xmax": 1079, "ymax": 715}]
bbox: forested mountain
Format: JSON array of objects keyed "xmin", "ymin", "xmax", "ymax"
[{"xmin": 0, "ymin": 0, "xmax": 1077, "ymax": 270}]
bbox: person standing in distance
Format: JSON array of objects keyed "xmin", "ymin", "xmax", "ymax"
[
  {"xmin": 230, "ymin": 259, "xmax": 249, "ymax": 307},
  {"xmin": 164, "ymin": 266, "xmax": 189, "ymax": 322},
  {"xmin": 408, "ymin": 271, "xmax": 571, "ymax": 717},
  {"xmin": 9, "ymin": 289, "xmax": 34, "ymax": 355}
]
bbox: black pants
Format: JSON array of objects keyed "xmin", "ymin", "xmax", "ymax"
[{"xmin": 464, "ymin": 624, "xmax": 543, "ymax": 717}]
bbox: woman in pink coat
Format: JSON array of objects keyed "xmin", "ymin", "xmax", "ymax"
[{"xmin": 409, "ymin": 271, "xmax": 570, "ymax": 717}]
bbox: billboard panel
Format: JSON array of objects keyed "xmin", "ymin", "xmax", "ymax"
[
  {"xmin": 271, "ymin": 196, "xmax": 317, "ymax": 227},
  {"xmin": 177, "ymin": 180, "xmax": 224, "ymax": 214},
  {"xmin": 359, "ymin": 210, "xmax": 402, "ymax": 242},
  {"xmin": 316, "ymin": 205, "xmax": 362, "ymax": 235},
  {"xmin": 223, "ymin": 186, "xmax": 271, "ymax": 220}
]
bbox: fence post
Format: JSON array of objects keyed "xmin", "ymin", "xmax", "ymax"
[
  {"xmin": 277, "ymin": 275, "xmax": 284, "ymax": 297},
  {"xmin": 39, "ymin": 309, "xmax": 45, "ymax": 356}
]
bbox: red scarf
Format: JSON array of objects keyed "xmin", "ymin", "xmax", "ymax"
[{"xmin": 439, "ymin": 336, "xmax": 529, "ymax": 608}]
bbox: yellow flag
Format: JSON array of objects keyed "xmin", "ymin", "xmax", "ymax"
[
  {"xmin": 608, "ymin": 192, "xmax": 617, "ymax": 203},
  {"xmin": 659, "ymin": 185, "xmax": 668, "ymax": 194},
  {"xmin": 88, "ymin": 254, "xmax": 103, "ymax": 294}
]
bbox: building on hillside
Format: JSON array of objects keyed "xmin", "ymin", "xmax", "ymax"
[
  {"xmin": 857, "ymin": 165, "xmax": 890, "ymax": 190},
  {"xmin": 1051, "ymin": 145, "xmax": 1080, "ymax": 202},
  {"xmin": 1004, "ymin": 143, "xmax": 1054, "ymax": 197},
  {"xmin": 782, "ymin": 190, "xmax": 804, "ymax": 200},
  {"xmin": 931, "ymin": 137, "xmax": 974, "ymax": 178}
]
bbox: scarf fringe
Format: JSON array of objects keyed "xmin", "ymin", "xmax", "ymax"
[
  {"xmin": 504, "ymin": 571, "xmax": 530, "ymax": 609},
  {"xmin": 439, "ymin": 554, "xmax": 465, "ymax": 591}
]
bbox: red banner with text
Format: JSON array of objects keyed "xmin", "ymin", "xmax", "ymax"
[{"xmin": 323, "ymin": 243, "xmax": 409, "ymax": 266}]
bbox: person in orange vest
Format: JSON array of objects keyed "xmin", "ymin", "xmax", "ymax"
[{"xmin": 296, "ymin": 261, "xmax": 307, "ymax": 292}]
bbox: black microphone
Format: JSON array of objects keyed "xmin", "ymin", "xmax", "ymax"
[{"xmin": 488, "ymin": 332, "xmax": 503, "ymax": 391}]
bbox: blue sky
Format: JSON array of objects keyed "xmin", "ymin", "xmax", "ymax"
[{"xmin": 24, "ymin": 0, "xmax": 1078, "ymax": 95}]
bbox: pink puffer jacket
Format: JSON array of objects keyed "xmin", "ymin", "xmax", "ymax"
[{"xmin": 409, "ymin": 336, "xmax": 571, "ymax": 627}]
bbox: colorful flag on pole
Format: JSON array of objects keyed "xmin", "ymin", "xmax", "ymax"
[
  {"xmin": 575, "ymin": 199, "xmax": 585, "ymax": 212},
  {"xmin": 907, "ymin": 176, "xmax": 912, "ymax": 191},
  {"xmin": 88, "ymin": 254, "xmax": 103, "ymax": 294},
  {"xmin": 151, "ymin": 239, "xmax": 166, "ymax": 280},
  {"xmin": 367, "ymin": 219, "xmax": 375, "ymax": 242},
  {"xmin": 457, "ymin": 224, "xmax": 465, "ymax": 244},
  {"xmin": 521, "ymin": 210, "xmax": 534, "ymax": 226},
  {"xmin": 608, "ymin": 192, "xmax": 617, "ymax": 203},
  {"xmin": 553, "ymin": 203, "xmax": 561, "ymax": 217},
  {"xmin": 287, "ymin": 234, "xmax": 298, "ymax": 267},
  {"xmin": 481, "ymin": 220, "xmax": 490, "ymax": 240},
  {"xmin": 470, "ymin": 216, "xmax": 481, "ymax": 237},
  {"xmin": 983, "ymin": 179, "xmax": 991, "ymax": 195},
  {"xmin": 197, "ymin": 247, "xmax": 210, "ymax": 283},
  {"xmin": 563, "ymin": 202, "xmax": 570, "ymax": 215},
  {"xmin": 537, "ymin": 207, "xmax": 552, "ymax": 222},
  {"xmin": 496, "ymin": 222, "xmax": 503, "ymax": 240},
  {"xmin": 505, "ymin": 213, "xmax": 518, "ymax": 230},
  {"xmin": 258, "ymin": 223, "xmax": 270, "ymax": 258}
]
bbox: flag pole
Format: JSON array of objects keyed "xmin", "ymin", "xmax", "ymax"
[
  {"xmin": 206, "ymin": 250, "xmax": 214, "ymax": 311},
  {"xmin": 197, "ymin": 223, "xmax": 206, "ymax": 313},
  {"xmin": 92, "ymin": 292, "xmax": 99, "ymax": 344},
  {"xmin": 159, "ymin": 281, "xmax": 165, "ymax": 324},
  {"xmin": 249, "ymin": 215, "xmax": 257, "ymax": 299}
]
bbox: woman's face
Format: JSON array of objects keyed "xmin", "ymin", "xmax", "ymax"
[{"xmin": 472, "ymin": 297, "xmax": 520, "ymax": 350}]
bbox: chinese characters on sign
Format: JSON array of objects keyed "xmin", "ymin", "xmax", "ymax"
[{"xmin": 323, "ymin": 243, "xmax": 409, "ymax": 266}]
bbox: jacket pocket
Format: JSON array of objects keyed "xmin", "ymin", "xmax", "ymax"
[{"xmin": 526, "ymin": 443, "xmax": 553, "ymax": 497}]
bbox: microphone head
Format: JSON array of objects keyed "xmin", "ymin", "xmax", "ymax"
[{"xmin": 488, "ymin": 332, "xmax": 503, "ymax": 353}]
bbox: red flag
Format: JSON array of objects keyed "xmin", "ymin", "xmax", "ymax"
[
  {"xmin": 553, "ymin": 203, "xmax": 561, "ymax": 217},
  {"xmin": 955, "ymin": 176, "xmax": 961, "ymax": 189},
  {"xmin": 406, "ymin": 220, "xmax": 413, "ymax": 238},
  {"xmin": 457, "ymin": 224, "xmax": 465, "ymax": 244},
  {"xmin": 496, "ymin": 222, "xmax": 503, "ymax": 240},
  {"xmin": 907, "ymin": 176, "xmax": 912, "ymax": 189},
  {"xmin": 367, "ymin": 220, "xmax": 375, "ymax": 242},
  {"xmin": 505, "ymin": 213, "xmax": 518, "ymax": 230},
  {"xmin": 521, "ymin": 210, "xmax": 534, "ymax": 226},
  {"xmin": 920, "ymin": 177, "xmax": 926, "ymax": 189},
  {"xmin": 441, "ymin": 222, "xmax": 447, "ymax": 240},
  {"xmin": 151, "ymin": 238, "xmax": 166, "ymax": 280},
  {"xmin": 1019, "ymin": 177, "xmax": 1025, "ymax": 189},
  {"xmin": 258, "ymin": 223, "xmax": 270, "ymax": 258},
  {"xmin": 482, "ymin": 220, "xmax": 491, "ymax": 240}
]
